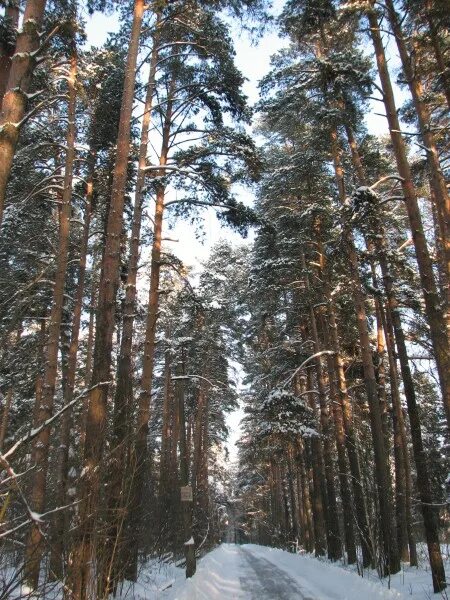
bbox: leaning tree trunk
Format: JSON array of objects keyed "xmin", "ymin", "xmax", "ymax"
[
  {"xmin": 367, "ymin": 2, "xmax": 450, "ymax": 435},
  {"xmin": 68, "ymin": 3, "xmax": 145, "ymax": 598},
  {"xmin": 24, "ymin": 54, "xmax": 77, "ymax": 589},
  {"xmin": 0, "ymin": 0, "xmax": 48, "ymax": 227}
]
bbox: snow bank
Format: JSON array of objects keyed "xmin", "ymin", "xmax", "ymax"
[{"xmin": 174, "ymin": 544, "xmax": 246, "ymax": 599}]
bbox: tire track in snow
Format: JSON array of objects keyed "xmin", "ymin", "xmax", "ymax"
[{"xmin": 239, "ymin": 546, "xmax": 315, "ymax": 599}]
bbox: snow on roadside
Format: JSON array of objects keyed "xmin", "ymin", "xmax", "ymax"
[
  {"xmin": 114, "ymin": 559, "xmax": 185, "ymax": 600},
  {"xmin": 173, "ymin": 544, "xmax": 246, "ymax": 599}
]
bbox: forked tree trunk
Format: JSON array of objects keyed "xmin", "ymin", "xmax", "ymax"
[
  {"xmin": 0, "ymin": 0, "xmax": 48, "ymax": 226},
  {"xmin": 24, "ymin": 54, "xmax": 77, "ymax": 589},
  {"xmin": 368, "ymin": 3, "xmax": 449, "ymax": 434},
  {"xmin": 68, "ymin": 4, "xmax": 145, "ymax": 597}
]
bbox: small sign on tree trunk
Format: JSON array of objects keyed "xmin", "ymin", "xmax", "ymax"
[{"xmin": 180, "ymin": 485, "xmax": 193, "ymax": 502}]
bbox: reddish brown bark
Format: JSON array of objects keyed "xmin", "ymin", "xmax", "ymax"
[
  {"xmin": 68, "ymin": 3, "xmax": 145, "ymax": 597},
  {"xmin": 124, "ymin": 75, "xmax": 175, "ymax": 579},
  {"xmin": 424, "ymin": 0, "xmax": 450, "ymax": 110},
  {"xmin": 0, "ymin": 0, "xmax": 48, "ymax": 226},
  {"xmin": 102, "ymin": 34, "xmax": 160, "ymax": 589},
  {"xmin": 301, "ymin": 250, "xmax": 342, "ymax": 560},
  {"xmin": 0, "ymin": 2, "xmax": 20, "ymax": 109},
  {"xmin": 385, "ymin": 0, "xmax": 450, "ymax": 361},
  {"xmin": 375, "ymin": 226, "xmax": 446, "ymax": 592},
  {"xmin": 321, "ymin": 321, "xmax": 357, "ymax": 565},
  {"xmin": 345, "ymin": 125, "xmax": 413, "ymax": 564},
  {"xmin": 24, "ymin": 54, "xmax": 77, "ymax": 589},
  {"xmin": 331, "ymin": 128, "xmax": 399, "ymax": 574},
  {"xmin": 0, "ymin": 388, "xmax": 12, "ymax": 451},
  {"xmin": 50, "ymin": 153, "xmax": 94, "ymax": 580},
  {"xmin": 368, "ymin": 3, "xmax": 449, "ymax": 436}
]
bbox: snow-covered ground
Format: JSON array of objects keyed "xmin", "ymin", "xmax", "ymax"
[
  {"xmin": 4, "ymin": 543, "xmax": 448, "ymax": 599},
  {"xmin": 115, "ymin": 543, "xmax": 450, "ymax": 600}
]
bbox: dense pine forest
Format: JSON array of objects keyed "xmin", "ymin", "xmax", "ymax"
[{"xmin": 0, "ymin": 0, "xmax": 449, "ymax": 598}]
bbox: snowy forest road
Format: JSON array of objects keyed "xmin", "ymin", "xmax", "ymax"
[
  {"xmin": 173, "ymin": 544, "xmax": 407, "ymax": 599},
  {"xmin": 239, "ymin": 546, "xmax": 312, "ymax": 599}
]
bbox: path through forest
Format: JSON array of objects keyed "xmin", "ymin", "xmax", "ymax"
[
  {"xmin": 239, "ymin": 546, "xmax": 314, "ymax": 599},
  {"xmin": 172, "ymin": 544, "xmax": 411, "ymax": 599}
]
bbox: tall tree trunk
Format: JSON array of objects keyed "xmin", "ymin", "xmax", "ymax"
[
  {"xmin": 367, "ymin": 3, "xmax": 450, "ymax": 434},
  {"xmin": 298, "ymin": 369, "xmax": 327, "ymax": 556},
  {"xmin": 159, "ymin": 344, "xmax": 172, "ymax": 505},
  {"xmin": 0, "ymin": 2, "xmax": 20, "ymax": 109},
  {"xmin": 322, "ymin": 321, "xmax": 357, "ymax": 564},
  {"xmin": 50, "ymin": 152, "xmax": 94, "ymax": 580},
  {"xmin": 296, "ymin": 436, "xmax": 314, "ymax": 552},
  {"xmin": 301, "ymin": 250, "xmax": 342, "ymax": 560},
  {"xmin": 24, "ymin": 54, "xmax": 77, "ymax": 589},
  {"xmin": 0, "ymin": 0, "xmax": 48, "ymax": 226},
  {"xmin": 68, "ymin": 4, "xmax": 145, "ymax": 597},
  {"xmin": 102, "ymin": 34, "xmax": 159, "ymax": 591},
  {"xmin": 385, "ymin": 0, "xmax": 450, "ymax": 356},
  {"xmin": 331, "ymin": 128, "xmax": 399, "ymax": 575},
  {"xmin": 378, "ymin": 298, "xmax": 415, "ymax": 564},
  {"xmin": 344, "ymin": 124, "xmax": 413, "ymax": 564},
  {"xmin": 325, "ymin": 289, "xmax": 373, "ymax": 567},
  {"xmin": 286, "ymin": 445, "xmax": 300, "ymax": 545},
  {"xmin": 375, "ymin": 224, "xmax": 446, "ymax": 592},
  {"xmin": 125, "ymin": 77, "xmax": 175, "ymax": 580}
]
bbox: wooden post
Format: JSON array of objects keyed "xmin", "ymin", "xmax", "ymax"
[{"xmin": 181, "ymin": 485, "xmax": 196, "ymax": 577}]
